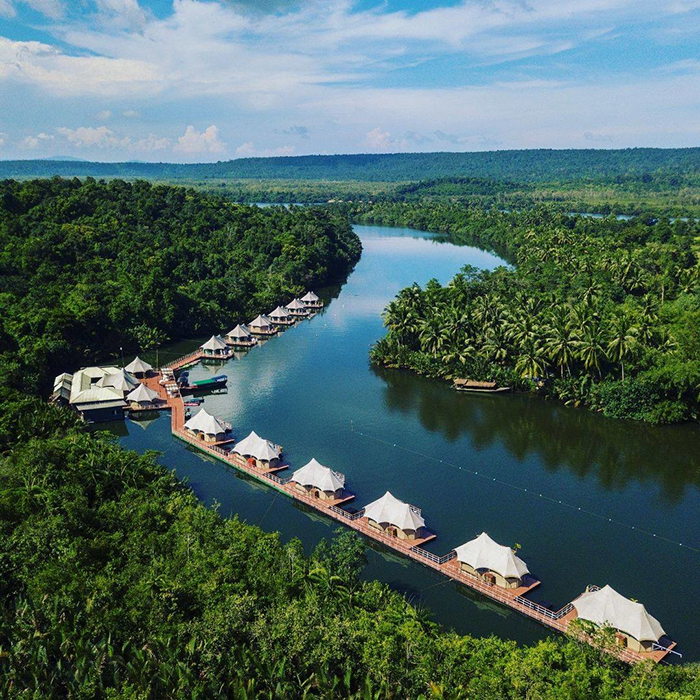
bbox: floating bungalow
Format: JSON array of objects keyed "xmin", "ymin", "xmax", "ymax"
[
  {"xmin": 54, "ymin": 366, "xmax": 130, "ymax": 422},
  {"xmin": 285, "ymin": 298, "xmax": 309, "ymax": 317},
  {"xmin": 453, "ymin": 532, "xmax": 529, "ymax": 589},
  {"xmin": 248, "ymin": 314, "xmax": 277, "ymax": 336},
  {"xmin": 290, "ymin": 458, "xmax": 345, "ymax": 501},
  {"xmin": 571, "ymin": 585, "xmax": 666, "ymax": 653},
  {"xmin": 200, "ymin": 335, "xmax": 230, "ymax": 358},
  {"xmin": 453, "ymin": 379, "xmax": 510, "ymax": 393},
  {"xmin": 362, "ymin": 491, "xmax": 426, "ymax": 540},
  {"xmin": 301, "ymin": 291, "xmax": 323, "ymax": 309},
  {"xmin": 125, "ymin": 356, "xmax": 153, "ymax": 377},
  {"xmin": 125, "ymin": 382, "xmax": 162, "ymax": 410},
  {"xmin": 268, "ymin": 306, "xmax": 294, "ymax": 326},
  {"xmin": 232, "ymin": 430, "xmax": 282, "ymax": 469},
  {"xmin": 226, "ymin": 324, "xmax": 257, "ymax": 347},
  {"xmin": 183, "ymin": 408, "xmax": 231, "ymax": 443}
]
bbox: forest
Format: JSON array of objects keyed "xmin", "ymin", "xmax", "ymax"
[
  {"xmin": 341, "ymin": 202, "xmax": 700, "ymax": 424},
  {"xmin": 1, "ymin": 392, "xmax": 698, "ymax": 697},
  {"xmin": 1, "ymin": 147, "xmax": 698, "ymax": 183},
  {"xmin": 0, "ymin": 177, "xmax": 361, "ymax": 394}
]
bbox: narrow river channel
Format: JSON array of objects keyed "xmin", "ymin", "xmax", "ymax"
[{"xmin": 107, "ymin": 224, "xmax": 700, "ymax": 660}]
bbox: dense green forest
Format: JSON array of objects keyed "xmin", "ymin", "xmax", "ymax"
[
  {"xmin": 1, "ymin": 147, "xmax": 698, "ymax": 183},
  {"xmin": 0, "ymin": 178, "xmax": 361, "ymax": 393},
  {"xmin": 1, "ymin": 393, "xmax": 698, "ymax": 697},
  {"xmin": 343, "ymin": 203, "xmax": 700, "ymax": 424}
]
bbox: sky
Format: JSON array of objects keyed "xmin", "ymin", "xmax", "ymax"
[{"xmin": 0, "ymin": 0, "xmax": 698, "ymax": 162}]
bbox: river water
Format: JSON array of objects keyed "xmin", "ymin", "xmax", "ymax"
[{"xmin": 109, "ymin": 224, "xmax": 700, "ymax": 659}]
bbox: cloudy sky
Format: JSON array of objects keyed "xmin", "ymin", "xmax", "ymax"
[{"xmin": 0, "ymin": 0, "xmax": 698, "ymax": 162}]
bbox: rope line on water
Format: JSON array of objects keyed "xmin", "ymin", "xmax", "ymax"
[{"xmin": 350, "ymin": 426, "xmax": 699, "ymax": 554}]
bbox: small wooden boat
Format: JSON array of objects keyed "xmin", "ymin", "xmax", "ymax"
[
  {"xmin": 179, "ymin": 375, "xmax": 228, "ymax": 393},
  {"xmin": 183, "ymin": 397, "xmax": 204, "ymax": 406},
  {"xmin": 453, "ymin": 379, "xmax": 511, "ymax": 393}
]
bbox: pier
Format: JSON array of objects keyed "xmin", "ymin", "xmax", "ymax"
[{"xmin": 133, "ymin": 344, "xmax": 680, "ymax": 666}]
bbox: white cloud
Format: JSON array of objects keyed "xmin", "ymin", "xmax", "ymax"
[
  {"xmin": 94, "ymin": 0, "xmax": 148, "ymax": 29},
  {"xmin": 122, "ymin": 109, "xmax": 140, "ymax": 118},
  {"xmin": 0, "ymin": 132, "xmax": 6, "ymax": 147},
  {"xmin": 234, "ymin": 141, "xmax": 294, "ymax": 157},
  {"xmin": 19, "ymin": 132, "xmax": 53, "ymax": 149},
  {"xmin": 174, "ymin": 125, "xmax": 226, "ymax": 155},
  {"xmin": 363, "ymin": 127, "xmax": 407, "ymax": 152},
  {"xmin": 95, "ymin": 109, "xmax": 112, "ymax": 120},
  {"xmin": 52, "ymin": 125, "xmax": 171, "ymax": 153},
  {"xmin": 1, "ymin": 0, "xmax": 64, "ymax": 19}
]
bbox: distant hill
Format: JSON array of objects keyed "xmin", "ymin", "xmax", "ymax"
[{"xmin": 0, "ymin": 148, "xmax": 697, "ymax": 183}]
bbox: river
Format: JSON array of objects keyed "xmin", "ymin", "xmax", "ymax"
[{"xmin": 107, "ymin": 224, "xmax": 700, "ymax": 660}]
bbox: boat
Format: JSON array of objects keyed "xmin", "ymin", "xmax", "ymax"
[
  {"xmin": 183, "ymin": 396, "xmax": 204, "ymax": 406},
  {"xmin": 179, "ymin": 375, "xmax": 228, "ymax": 392},
  {"xmin": 453, "ymin": 379, "xmax": 511, "ymax": 393}
]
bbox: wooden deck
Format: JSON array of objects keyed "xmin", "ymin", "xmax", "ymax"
[{"xmin": 138, "ymin": 351, "xmax": 676, "ymax": 666}]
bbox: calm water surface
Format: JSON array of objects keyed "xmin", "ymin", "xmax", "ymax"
[{"xmin": 110, "ymin": 225, "xmax": 700, "ymax": 659}]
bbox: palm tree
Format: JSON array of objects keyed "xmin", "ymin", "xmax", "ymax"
[
  {"xmin": 515, "ymin": 339, "xmax": 548, "ymax": 379},
  {"xmin": 419, "ymin": 316, "xmax": 448, "ymax": 358},
  {"xmin": 545, "ymin": 310, "xmax": 576, "ymax": 378},
  {"xmin": 606, "ymin": 313, "xmax": 638, "ymax": 381},
  {"xmin": 574, "ymin": 321, "xmax": 607, "ymax": 378}
]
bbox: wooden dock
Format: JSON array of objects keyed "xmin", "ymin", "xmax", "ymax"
[{"xmin": 137, "ymin": 352, "xmax": 677, "ymax": 666}]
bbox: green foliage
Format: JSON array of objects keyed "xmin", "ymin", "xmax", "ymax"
[
  {"xmin": 354, "ymin": 203, "xmax": 700, "ymax": 423},
  {"xmin": 0, "ymin": 177, "xmax": 361, "ymax": 393},
  {"xmin": 1, "ymin": 395, "xmax": 698, "ymax": 697}
]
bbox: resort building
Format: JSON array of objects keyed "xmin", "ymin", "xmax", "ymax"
[
  {"xmin": 125, "ymin": 382, "xmax": 161, "ymax": 410},
  {"xmin": 571, "ymin": 585, "xmax": 666, "ymax": 652},
  {"xmin": 226, "ymin": 324, "xmax": 257, "ymax": 347},
  {"xmin": 248, "ymin": 314, "xmax": 277, "ymax": 336},
  {"xmin": 200, "ymin": 335, "xmax": 230, "ymax": 358},
  {"xmin": 124, "ymin": 356, "xmax": 153, "ymax": 377},
  {"xmin": 232, "ymin": 430, "xmax": 282, "ymax": 469},
  {"xmin": 268, "ymin": 306, "xmax": 294, "ymax": 326},
  {"xmin": 285, "ymin": 298, "xmax": 309, "ymax": 317},
  {"xmin": 362, "ymin": 491, "xmax": 426, "ymax": 540},
  {"xmin": 54, "ymin": 366, "xmax": 132, "ymax": 422},
  {"xmin": 183, "ymin": 408, "xmax": 230, "ymax": 443},
  {"xmin": 453, "ymin": 532, "xmax": 529, "ymax": 589},
  {"xmin": 290, "ymin": 458, "xmax": 345, "ymax": 500},
  {"xmin": 301, "ymin": 291, "xmax": 323, "ymax": 308}
]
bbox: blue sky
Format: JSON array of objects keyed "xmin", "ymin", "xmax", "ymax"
[{"xmin": 0, "ymin": 0, "xmax": 698, "ymax": 161}]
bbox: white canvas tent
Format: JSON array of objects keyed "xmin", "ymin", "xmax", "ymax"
[
  {"xmin": 301, "ymin": 291, "xmax": 320, "ymax": 304},
  {"xmin": 184, "ymin": 409, "xmax": 229, "ymax": 440},
  {"xmin": 285, "ymin": 298, "xmax": 308, "ymax": 314},
  {"xmin": 248, "ymin": 315, "xmax": 275, "ymax": 333},
  {"xmin": 454, "ymin": 532, "xmax": 529, "ymax": 583},
  {"xmin": 126, "ymin": 383, "xmax": 160, "ymax": 404},
  {"xmin": 573, "ymin": 585, "xmax": 665, "ymax": 644},
  {"xmin": 233, "ymin": 430, "xmax": 281, "ymax": 463},
  {"xmin": 200, "ymin": 335, "xmax": 228, "ymax": 353},
  {"xmin": 268, "ymin": 306, "xmax": 292, "ymax": 322},
  {"xmin": 227, "ymin": 324, "xmax": 253, "ymax": 340},
  {"xmin": 363, "ymin": 491, "xmax": 425, "ymax": 533},
  {"xmin": 125, "ymin": 356, "xmax": 153, "ymax": 375},
  {"xmin": 291, "ymin": 458, "xmax": 345, "ymax": 493},
  {"xmin": 97, "ymin": 369, "xmax": 138, "ymax": 393}
]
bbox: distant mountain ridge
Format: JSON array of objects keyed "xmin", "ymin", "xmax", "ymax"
[{"xmin": 0, "ymin": 148, "xmax": 697, "ymax": 183}]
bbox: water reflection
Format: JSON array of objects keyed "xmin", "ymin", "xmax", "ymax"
[{"xmin": 376, "ymin": 367, "xmax": 700, "ymax": 503}]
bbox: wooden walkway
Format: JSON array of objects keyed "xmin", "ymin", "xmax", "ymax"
[{"xmin": 135, "ymin": 350, "xmax": 676, "ymax": 666}]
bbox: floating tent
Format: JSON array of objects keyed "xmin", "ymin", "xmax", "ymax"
[
  {"xmin": 200, "ymin": 335, "xmax": 229, "ymax": 356},
  {"xmin": 572, "ymin": 585, "xmax": 665, "ymax": 652},
  {"xmin": 184, "ymin": 408, "xmax": 230, "ymax": 443},
  {"xmin": 226, "ymin": 324, "xmax": 257, "ymax": 345},
  {"xmin": 285, "ymin": 298, "xmax": 309, "ymax": 316},
  {"xmin": 125, "ymin": 382, "xmax": 161, "ymax": 408},
  {"xmin": 268, "ymin": 306, "xmax": 294, "ymax": 325},
  {"xmin": 291, "ymin": 458, "xmax": 345, "ymax": 500},
  {"xmin": 248, "ymin": 314, "xmax": 277, "ymax": 335},
  {"xmin": 233, "ymin": 430, "xmax": 282, "ymax": 468},
  {"xmin": 362, "ymin": 491, "xmax": 425, "ymax": 540},
  {"xmin": 125, "ymin": 356, "xmax": 153, "ymax": 376},
  {"xmin": 454, "ymin": 532, "xmax": 529, "ymax": 589},
  {"xmin": 300, "ymin": 291, "xmax": 323, "ymax": 307},
  {"xmin": 96, "ymin": 368, "xmax": 139, "ymax": 394}
]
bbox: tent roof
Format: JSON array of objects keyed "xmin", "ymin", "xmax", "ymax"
[
  {"xmin": 125, "ymin": 356, "xmax": 153, "ymax": 373},
  {"xmin": 292, "ymin": 458, "xmax": 345, "ymax": 492},
  {"xmin": 573, "ymin": 585, "xmax": 665, "ymax": 642},
  {"xmin": 249, "ymin": 314, "xmax": 272, "ymax": 328},
  {"xmin": 227, "ymin": 324, "xmax": 251, "ymax": 338},
  {"xmin": 126, "ymin": 383, "xmax": 160, "ymax": 403},
  {"xmin": 184, "ymin": 408, "xmax": 228, "ymax": 435},
  {"xmin": 69, "ymin": 366, "xmax": 124, "ymax": 405},
  {"xmin": 200, "ymin": 334, "xmax": 228, "ymax": 351},
  {"xmin": 286, "ymin": 298, "xmax": 306, "ymax": 310},
  {"xmin": 96, "ymin": 369, "xmax": 139, "ymax": 392},
  {"xmin": 301, "ymin": 291, "xmax": 319, "ymax": 302},
  {"xmin": 268, "ymin": 306, "xmax": 290, "ymax": 319},
  {"xmin": 363, "ymin": 491, "xmax": 425, "ymax": 531},
  {"xmin": 233, "ymin": 430, "xmax": 281, "ymax": 461},
  {"xmin": 454, "ymin": 532, "xmax": 529, "ymax": 579}
]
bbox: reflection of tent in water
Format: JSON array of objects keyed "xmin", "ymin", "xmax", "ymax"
[{"xmin": 128, "ymin": 413, "xmax": 161, "ymax": 430}]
